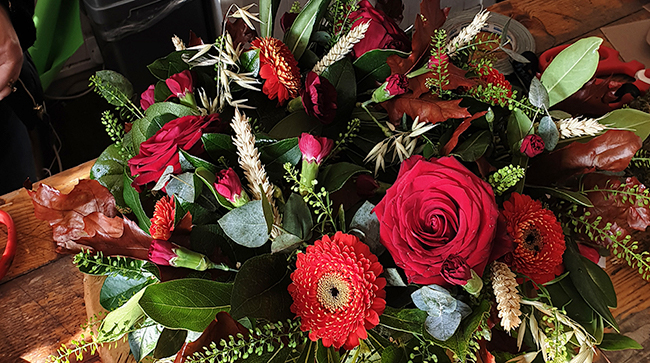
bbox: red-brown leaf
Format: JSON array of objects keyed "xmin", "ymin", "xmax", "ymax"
[
  {"xmin": 408, "ymin": 64, "xmax": 477, "ymax": 98},
  {"xmin": 381, "ymin": 92, "xmax": 471, "ymax": 125},
  {"xmin": 387, "ymin": 0, "xmax": 447, "ymax": 75},
  {"xmin": 584, "ymin": 174, "xmax": 650, "ymax": 232},
  {"xmin": 175, "ymin": 312, "xmax": 249, "ymax": 363},
  {"xmin": 441, "ymin": 111, "xmax": 488, "ymax": 155},
  {"xmin": 29, "ymin": 179, "xmax": 153, "ymax": 259},
  {"xmin": 527, "ymin": 130, "xmax": 642, "ymax": 185},
  {"xmin": 226, "ymin": 18, "xmax": 258, "ymax": 47}
]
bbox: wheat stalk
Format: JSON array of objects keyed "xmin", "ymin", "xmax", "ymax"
[
  {"xmin": 312, "ymin": 21, "xmax": 371, "ymax": 75},
  {"xmin": 491, "ymin": 262, "xmax": 522, "ymax": 331},
  {"xmin": 230, "ymin": 109, "xmax": 282, "ymax": 235},
  {"xmin": 555, "ymin": 116, "xmax": 607, "ymax": 139},
  {"xmin": 447, "ymin": 10, "xmax": 490, "ymax": 54}
]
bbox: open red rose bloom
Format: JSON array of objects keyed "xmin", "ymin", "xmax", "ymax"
[{"xmin": 288, "ymin": 232, "xmax": 386, "ymax": 350}]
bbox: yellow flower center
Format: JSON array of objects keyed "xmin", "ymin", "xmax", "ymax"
[{"xmin": 317, "ymin": 272, "xmax": 351, "ymax": 312}]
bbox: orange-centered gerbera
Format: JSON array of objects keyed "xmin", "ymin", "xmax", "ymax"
[
  {"xmin": 288, "ymin": 232, "xmax": 386, "ymax": 350},
  {"xmin": 502, "ymin": 193, "xmax": 565, "ymax": 284},
  {"xmin": 251, "ymin": 37, "xmax": 301, "ymax": 104},
  {"xmin": 149, "ymin": 196, "xmax": 175, "ymax": 240}
]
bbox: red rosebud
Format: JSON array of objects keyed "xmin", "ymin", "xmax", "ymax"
[
  {"xmin": 520, "ymin": 134, "xmax": 545, "ymax": 158},
  {"xmin": 440, "ymin": 254, "xmax": 472, "ymax": 286},
  {"xmin": 347, "ymin": 0, "xmax": 411, "ymax": 59},
  {"xmin": 299, "ymin": 133, "xmax": 334, "ymax": 165},
  {"xmin": 301, "ymin": 71, "xmax": 338, "ymax": 124},
  {"xmin": 140, "ymin": 84, "xmax": 156, "ymax": 111},
  {"xmin": 385, "ymin": 73, "xmax": 409, "ymax": 97},
  {"xmin": 214, "ymin": 168, "xmax": 248, "ymax": 206},
  {"xmin": 166, "ymin": 70, "xmax": 194, "ymax": 98},
  {"xmin": 148, "ymin": 239, "xmax": 177, "ymax": 266}
]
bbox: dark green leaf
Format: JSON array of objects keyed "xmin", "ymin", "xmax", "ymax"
[
  {"xmin": 380, "ymin": 345, "xmax": 409, "ymax": 363},
  {"xmin": 297, "ymin": 340, "xmax": 317, "ymax": 363},
  {"xmin": 321, "ymin": 58, "xmax": 356, "ymax": 118},
  {"xmin": 130, "ymin": 102, "xmax": 198, "ymax": 149},
  {"xmin": 101, "ymin": 273, "xmax": 157, "ymax": 311},
  {"xmin": 218, "ymin": 200, "xmax": 270, "ymax": 248},
  {"xmin": 123, "ymin": 173, "xmax": 152, "ymax": 232},
  {"xmin": 194, "ymin": 167, "xmax": 235, "ymax": 210},
  {"xmin": 259, "ymin": 0, "xmax": 281, "ymax": 37},
  {"xmin": 353, "ymin": 49, "xmax": 410, "ymax": 91},
  {"xmin": 526, "ymin": 185, "xmax": 593, "ymax": 207},
  {"xmin": 153, "ymin": 328, "xmax": 187, "ymax": 359},
  {"xmin": 240, "ymin": 49, "xmax": 261, "ymax": 77},
  {"xmin": 380, "ymin": 306, "xmax": 427, "ymax": 334},
  {"xmin": 319, "ymin": 162, "xmax": 370, "ymax": 192},
  {"xmin": 268, "ymin": 111, "xmax": 323, "ymax": 139},
  {"xmin": 540, "ymin": 37, "xmax": 603, "ymax": 106},
  {"xmin": 139, "ymin": 279, "xmax": 232, "ymax": 332},
  {"xmin": 260, "ymin": 185, "xmax": 274, "ymax": 234},
  {"xmin": 528, "ymin": 77, "xmax": 549, "ymax": 109},
  {"xmin": 259, "ymin": 137, "xmax": 302, "ymax": 171},
  {"xmin": 91, "ymin": 144, "xmax": 127, "ymax": 207},
  {"xmin": 451, "ymin": 130, "xmax": 491, "ymax": 162},
  {"xmin": 581, "ymin": 254, "xmax": 616, "ymax": 308},
  {"xmin": 154, "ymin": 80, "xmax": 172, "ymax": 102},
  {"xmin": 129, "ymin": 322, "xmax": 163, "ymax": 362},
  {"xmin": 283, "ymin": 0, "xmax": 330, "ymax": 60},
  {"xmin": 179, "ymin": 149, "xmax": 218, "ymax": 174},
  {"xmin": 507, "ymin": 108, "xmax": 533, "ymax": 152},
  {"xmin": 202, "ymin": 133, "xmax": 238, "ymax": 162},
  {"xmin": 145, "ymin": 114, "xmax": 177, "ymax": 139},
  {"xmin": 230, "ymin": 254, "xmax": 294, "ymax": 321},
  {"xmin": 282, "ymin": 193, "xmax": 313, "ymax": 240},
  {"xmin": 599, "ymin": 333, "xmax": 643, "ymax": 351},
  {"xmin": 538, "ymin": 116, "xmax": 559, "ymax": 151},
  {"xmin": 316, "ymin": 340, "xmax": 340, "ymax": 363},
  {"xmin": 94, "ymin": 70, "xmax": 134, "ymax": 106},
  {"xmin": 147, "ymin": 51, "xmax": 192, "ymax": 80},
  {"xmin": 500, "ymin": 47, "xmax": 531, "ymax": 63}
]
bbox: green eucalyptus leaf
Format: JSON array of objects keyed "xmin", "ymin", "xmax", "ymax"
[
  {"xmin": 321, "ymin": 58, "xmax": 356, "ymax": 118},
  {"xmin": 129, "ymin": 322, "xmax": 163, "ymax": 362},
  {"xmin": 528, "ymin": 77, "xmax": 549, "ymax": 109},
  {"xmin": 230, "ymin": 254, "xmax": 294, "ymax": 321},
  {"xmin": 526, "ymin": 185, "xmax": 593, "ymax": 207},
  {"xmin": 599, "ymin": 108, "xmax": 650, "ymax": 141},
  {"xmin": 166, "ymin": 172, "xmax": 198, "ymax": 203},
  {"xmin": 599, "ymin": 333, "xmax": 643, "ymax": 351},
  {"xmin": 91, "ymin": 144, "xmax": 127, "ymax": 207},
  {"xmin": 451, "ymin": 130, "xmax": 491, "ymax": 162},
  {"xmin": 319, "ymin": 162, "xmax": 370, "ymax": 192},
  {"xmin": 259, "ymin": 0, "xmax": 281, "ymax": 37},
  {"xmin": 218, "ymin": 200, "xmax": 270, "ymax": 248},
  {"xmin": 100, "ymin": 273, "xmax": 157, "ymax": 312},
  {"xmin": 283, "ymin": 0, "xmax": 330, "ymax": 60},
  {"xmin": 538, "ymin": 115, "xmax": 560, "ymax": 150},
  {"xmin": 271, "ymin": 233, "xmax": 303, "ymax": 254},
  {"xmin": 145, "ymin": 101, "xmax": 198, "ymax": 120},
  {"xmin": 283, "ymin": 193, "xmax": 313, "ymax": 240},
  {"xmin": 541, "ymin": 37, "xmax": 603, "ymax": 106},
  {"xmin": 139, "ymin": 279, "xmax": 232, "ymax": 332},
  {"xmin": 268, "ymin": 111, "xmax": 323, "ymax": 139},
  {"xmin": 123, "ymin": 173, "xmax": 152, "ymax": 232},
  {"xmin": 353, "ymin": 49, "xmax": 410, "ymax": 91},
  {"xmin": 153, "ymin": 328, "xmax": 187, "ymax": 359},
  {"xmin": 349, "ymin": 201, "xmax": 383, "ymax": 254}
]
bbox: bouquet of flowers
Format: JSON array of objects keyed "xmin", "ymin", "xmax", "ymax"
[{"xmin": 30, "ymin": 0, "xmax": 650, "ymax": 362}]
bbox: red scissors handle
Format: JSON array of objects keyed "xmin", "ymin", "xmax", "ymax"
[{"xmin": 0, "ymin": 210, "xmax": 17, "ymax": 280}]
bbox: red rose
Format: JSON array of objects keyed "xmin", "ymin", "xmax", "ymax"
[
  {"xmin": 520, "ymin": 134, "xmax": 545, "ymax": 157},
  {"xmin": 348, "ymin": 0, "xmax": 411, "ymax": 59},
  {"xmin": 301, "ymin": 71, "xmax": 338, "ymax": 124},
  {"xmin": 128, "ymin": 114, "xmax": 223, "ymax": 191},
  {"xmin": 440, "ymin": 254, "xmax": 472, "ymax": 286},
  {"xmin": 374, "ymin": 156, "xmax": 499, "ymax": 286}
]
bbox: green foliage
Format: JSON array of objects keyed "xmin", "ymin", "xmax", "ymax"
[
  {"xmin": 631, "ymin": 149, "xmax": 650, "ymax": 168},
  {"xmin": 90, "ymin": 144, "xmax": 128, "ymax": 207},
  {"xmin": 284, "ymin": 163, "xmax": 336, "ymax": 231},
  {"xmin": 427, "ymin": 29, "xmax": 451, "ymax": 97},
  {"xmin": 326, "ymin": 0, "xmax": 358, "ymax": 45},
  {"xmin": 187, "ymin": 319, "xmax": 308, "ymax": 363},
  {"xmin": 330, "ymin": 118, "xmax": 361, "ymax": 158},
  {"xmin": 284, "ymin": 0, "xmax": 331, "ymax": 60},
  {"xmin": 89, "ymin": 71, "xmax": 144, "ymax": 121},
  {"xmin": 353, "ymin": 49, "xmax": 410, "ymax": 91},
  {"xmin": 488, "ymin": 164, "xmax": 525, "ymax": 196},
  {"xmin": 218, "ymin": 200, "xmax": 270, "ymax": 248},
  {"xmin": 74, "ymin": 251, "xmax": 158, "ymax": 280},
  {"xmin": 100, "ymin": 110, "xmax": 133, "ymax": 158}
]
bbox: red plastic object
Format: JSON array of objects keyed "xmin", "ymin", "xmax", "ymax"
[{"xmin": 0, "ymin": 210, "xmax": 17, "ymax": 280}]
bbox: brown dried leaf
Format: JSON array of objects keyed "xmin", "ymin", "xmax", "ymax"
[
  {"xmin": 29, "ymin": 179, "xmax": 152, "ymax": 259},
  {"xmin": 527, "ymin": 130, "xmax": 642, "ymax": 185},
  {"xmin": 226, "ymin": 18, "xmax": 258, "ymax": 47},
  {"xmin": 381, "ymin": 92, "xmax": 471, "ymax": 125},
  {"xmin": 175, "ymin": 312, "xmax": 249, "ymax": 363},
  {"xmin": 441, "ymin": 111, "xmax": 488, "ymax": 155},
  {"xmin": 409, "ymin": 64, "xmax": 478, "ymax": 98}
]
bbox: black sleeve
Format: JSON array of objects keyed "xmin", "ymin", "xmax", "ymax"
[{"xmin": 0, "ymin": 0, "xmax": 36, "ymax": 49}]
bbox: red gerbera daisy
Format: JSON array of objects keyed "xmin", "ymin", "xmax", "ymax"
[
  {"xmin": 288, "ymin": 232, "xmax": 386, "ymax": 350},
  {"xmin": 502, "ymin": 193, "xmax": 565, "ymax": 284},
  {"xmin": 150, "ymin": 196, "xmax": 175, "ymax": 240},
  {"xmin": 251, "ymin": 37, "xmax": 301, "ymax": 104}
]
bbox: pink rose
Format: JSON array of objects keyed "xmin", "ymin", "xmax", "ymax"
[
  {"xmin": 140, "ymin": 84, "xmax": 156, "ymax": 110},
  {"xmin": 299, "ymin": 133, "xmax": 334, "ymax": 165},
  {"xmin": 520, "ymin": 134, "xmax": 545, "ymax": 158},
  {"xmin": 301, "ymin": 71, "xmax": 338, "ymax": 124},
  {"xmin": 348, "ymin": 0, "xmax": 411, "ymax": 59},
  {"xmin": 128, "ymin": 114, "xmax": 223, "ymax": 191},
  {"xmin": 374, "ymin": 156, "xmax": 499, "ymax": 285}
]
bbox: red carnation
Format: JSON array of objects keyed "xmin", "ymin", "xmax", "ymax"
[
  {"xmin": 288, "ymin": 232, "xmax": 386, "ymax": 350},
  {"xmin": 150, "ymin": 196, "xmax": 175, "ymax": 240},
  {"xmin": 520, "ymin": 134, "xmax": 545, "ymax": 158},
  {"xmin": 301, "ymin": 71, "xmax": 338, "ymax": 124},
  {"xmin": 502, "ymin": 193, "xmax": 566, "ymax": 284},
  {"xmin": 128, "ymin": 114, "xmax": 224, "ymax": 191},
  {"xmin": 251, "ymin": 37, "xmax": 301, "ymax": 105}
]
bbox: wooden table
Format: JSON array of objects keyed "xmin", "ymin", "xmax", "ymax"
[{"xmin": 1, "ymin": 0, "xmax": 650, "ymax": 361}]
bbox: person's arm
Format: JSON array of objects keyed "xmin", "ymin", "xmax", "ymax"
[{"xmin": 0, "ymin": 4, "xmax": 22, "ymax": 100}]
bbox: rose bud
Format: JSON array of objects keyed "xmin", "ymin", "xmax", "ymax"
[
  {"xmin": 298, "ymin": 133, "xmax": 334, "ymax": 195},
  {"xmin": 441, "ymin": 255, "xmax": 484, "ymax": 296},
  {"xmin": 301, "ymin": 71, "xmax": 338, "ymax": 124},
  {"xmin": 214, "ymin": 168, "xmax": 249, "ymax": 208},
  {"xmin": 149, "ymin": 239, "xmax": 235, "ymax": 271},
  {"xmin": 166, "ymin": 70, "xmax": 196, "ymax": 108},
  {"xmin": 371, "ymin": 73, "xmax": 409, "ymax": 103},
  {"xmin": 140, "ymin": 84, "xmax": 156, "ymax": 111},
  {"xmin": 520, "ymin": 134, "xmax": 545, "ymax": 158}
]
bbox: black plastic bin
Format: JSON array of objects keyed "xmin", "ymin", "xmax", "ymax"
[{"xmin": 82, "ymin": 0, "xmax": 215, "ymax": 93}]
